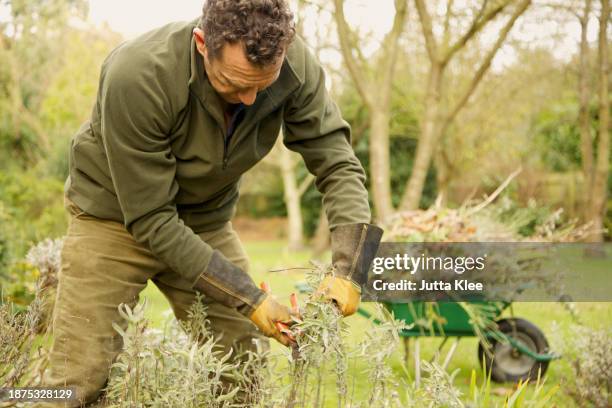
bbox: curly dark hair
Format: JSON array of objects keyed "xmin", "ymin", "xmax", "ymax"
[{"xmin": 199, "ymin": 0, "xmax": 296, "ymax": 67}]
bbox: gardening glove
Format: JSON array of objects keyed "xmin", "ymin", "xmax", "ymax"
[
  {"xmin": 249, "ymin": 293, "xmax": 297, "ymax": 347},
  {"xmin": 316, "ymin": 223, "xmax": 384, "ymax": 316},
  {"xmin": 193, "ymin": 250, "xmax": 266, "ymax": 317},
  {"xmin": 316, "ymin": 275, "xmax": 362, "ymax": 316}
]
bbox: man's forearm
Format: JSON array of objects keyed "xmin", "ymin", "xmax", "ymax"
[{"xmin": 128, "ymin": 206, "xmax": 264, "ymax": 315}]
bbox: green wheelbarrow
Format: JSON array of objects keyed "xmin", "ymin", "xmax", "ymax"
[{"xmin": 296, "ymin": 283, "xmax": 560, "ymax": 383}]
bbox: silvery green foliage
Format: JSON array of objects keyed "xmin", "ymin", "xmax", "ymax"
[
  {"xmin": 104, "ymin": 299, "xmax": 247, "ymax": 408},
  {"xmin": 418, "ymin": 361, "xmax": 464, "ymax": 408},
  {"xmin": 25, "ymin": 238, "xmax": 63, "ymax": 284},
  {"xmin": 25, "ymin": 238, "xmax": 63, "ymax": 333},
  {"xmin": 231, "ymin": 342, "xmax": 289, "ymax": 407},
  {"xmin": 285, "ymin": 265, "xmax": 409, "ymax": 408},
  {"xmin": 0, "ymin": 239, "xmax": 59, "ymax": 389},
  {"xmin": 285, "ymin": 264, "xmax": 349, "ymax": 408},
  {"xmin": 94, "ymin": 265, "xmax": 561, "ymax": 408},
  {"xmin": 556, "ymin": 325, "xmax": 612, "ymax": 407},
  {"xmin": 352, "ymin": 306, "xmax": 409, "ymax": 408},
  {"xmin": 0, "ymin": 301, "xmax": 34, "ymax": 388},
  {"xmin": 0, "ymin": 291, "xmax": 45, "ymax": 389}
]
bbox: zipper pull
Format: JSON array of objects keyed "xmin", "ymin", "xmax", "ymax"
[{"xmin": 223, "ymin": 156, "xmax": 228, "ymax": 170}]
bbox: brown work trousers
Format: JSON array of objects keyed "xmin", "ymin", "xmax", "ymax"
[{"xmin": 35, "ymin": 198, "xmax": 264, "ymax": 407}]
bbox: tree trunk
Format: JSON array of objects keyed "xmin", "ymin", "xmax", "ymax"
[
  {"xmin": 369, "ymin": 109, "xmax": 394, "ymax": 221},
  {"xmin": 279, "ymin": 144, "xmax": 305, "ymax": 251},
  {"xmin": 404, "ymin": 0, "xmax": 529, "ymax": 211},
  {"xmin": 587, "ymin": 0, "xmax": 610, "ymax": 243},
  {"xmin": 400, "ymin": 62, "xmax": 444, "ymax": 210},
  {"xmin": 333, "ymin": 0, "xmax": 407, "ymax": 220},
  {"xmin": 579, "ymin": 0, "xmax": 594, "ymax": 220},
  {"xmin": 433, "ymin": 147, "xmax": 450, "ymax": 207}
]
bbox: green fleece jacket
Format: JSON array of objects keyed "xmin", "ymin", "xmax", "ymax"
[{"xmin": 66, "ymin": 19, "xmax": 371, "ymax": 285}]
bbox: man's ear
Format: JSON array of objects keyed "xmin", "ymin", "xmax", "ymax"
[{"xmin": 193, "ymin": 27, "xmax": 207, "ymax": 58}]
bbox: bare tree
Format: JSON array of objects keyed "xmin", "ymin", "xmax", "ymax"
[
  {"xmin": 333, "ymin": 0, "xmax": 408, "ymax": 222},
  {"xmin": 0, "ymin": 24, "xmax": 50, "ymax": 155},
  {"xmin": 399, "ymin": 0, "xmax": 532, "ymax": 210},
  {"xmin": 587, "ymin": 0, "xmax": 610, "ymax": 242},
  {"xmin": 578, "ymin": 0, "xmax": 595, "ymax": 213},
  {"xmin": 270, "ymin": 138, "xmax": 315, "ymax": 250}
]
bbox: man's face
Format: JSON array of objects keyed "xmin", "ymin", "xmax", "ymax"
[{"xmin": 193, "ymin": 28, "xmax": 283, "ymax": 106}]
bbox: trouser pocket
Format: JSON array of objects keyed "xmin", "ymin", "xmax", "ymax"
[{"xmin": 63, "ymin": 196, "xmax": 86, "ymax": 218}]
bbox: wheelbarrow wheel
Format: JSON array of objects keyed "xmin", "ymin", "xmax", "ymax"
[{"xmin": 478, "ymin": 318, "xmax": 549, "ymax": 383}]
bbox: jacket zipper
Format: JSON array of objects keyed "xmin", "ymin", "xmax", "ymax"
[
  {"xmin": 222, "ymin": 135, "xmax": 229, "ymax": 170},
  {"xmin": 222, "ymin": 104, "xmax": 246, "ymax": 170}
]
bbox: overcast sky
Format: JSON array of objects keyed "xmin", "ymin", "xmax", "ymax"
[
  {"xmin": 0, "ymin": 0, "xmax": 598, "ymax": 59},
  {"xmin": 86, "ymin": 0, "xmax": 598, "ymax": 72},
  {"xmin": 87, "ymin": 0, "xmax": 401, "ymax": 39}
]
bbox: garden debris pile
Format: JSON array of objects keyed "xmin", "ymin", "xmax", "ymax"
[
  {"xmin": 383, "ymin": 196, "xmax": 595, "ymax": 243},
  {"xmin": 378, "ymin": 196, "xmax": 595, "ymax": 331}
]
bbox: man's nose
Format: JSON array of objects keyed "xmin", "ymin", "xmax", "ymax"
[{"xmin": 238, "ymin": 88, "xmax": 257, "ymax": 106}]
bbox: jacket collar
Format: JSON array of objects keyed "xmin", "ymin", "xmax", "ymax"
[{"xmin": 188, "ymin": 35, "xmax": 225, "ymax": 128}]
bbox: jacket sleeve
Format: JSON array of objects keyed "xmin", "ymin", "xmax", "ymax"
[
  {"xmin": 282, "ymin": 45, "xmax": 372, "ymax": 230},
  {"xmin": 97, "ymin": 50, "xmax": 263, "ymax": 314}
]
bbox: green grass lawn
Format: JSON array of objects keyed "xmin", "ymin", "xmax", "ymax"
[{"xmin": 140, "ymin": 240, "xmax": 611, "ymax": 407}]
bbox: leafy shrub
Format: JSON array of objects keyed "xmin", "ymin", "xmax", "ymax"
[
  {"xmin": 104, "ymin": 300, "xmax": 247, "ymax": 408},
  {"xmin": 0, "ymin": 168, "xmax": 66, "ymax": 260},
  {"xmin": 1, "ymin": 238, "xmax": 62, "ymax": 320},
  {"xmin": 557, "ymin": 325, "xmax": 612, "ymax": 407},
  {"xmin": 0, "ymin": 168, "xmax": 66, "ymax": 305},
  {"xmin": 0, "ymin": 289, "xmax": 48, "ymax": 390},
  {"xmin": 25, "ymin": 238, "xmax": 63, "ymax": 332}
]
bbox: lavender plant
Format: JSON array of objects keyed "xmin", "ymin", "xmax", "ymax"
[
  {"xmin": 24, "ymin": 238, "xmax": 63, "ymax": 333},
  {"xmin": 104, "ymin": 299, "xmax": 246, "ymax": 408},
  {"xmin": 284, "ymin": 263, "xmax": 349, "ymax": 408},
  {"xmin": 285, "ymin": 265, "xmax": 411, "ymax": 408},
  {"xmin": 555, "ymin": 325, "xmax": 612, "ymax": 407},
  {"xmin": 0, "ymin": 287, "xmax": 47, "ymax": 394},
  {"xmin": 2, "ymin": 239, "xmax": 565, "ymax": 407},
  {"xmin": 417, "ymin": 361, "xmax": 463, "ymax": 408},
  {"xmin": 0, "ymin": 239, "xmax": 59, "ymax": 402},
  {"xmin": 352, "ymin": 306, "xmax": 409, "ymax": 408}
]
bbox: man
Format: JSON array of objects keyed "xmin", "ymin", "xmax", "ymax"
[{"xmin": 41, "ymin": 0, "xmax": 382, "ymax": 405}]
